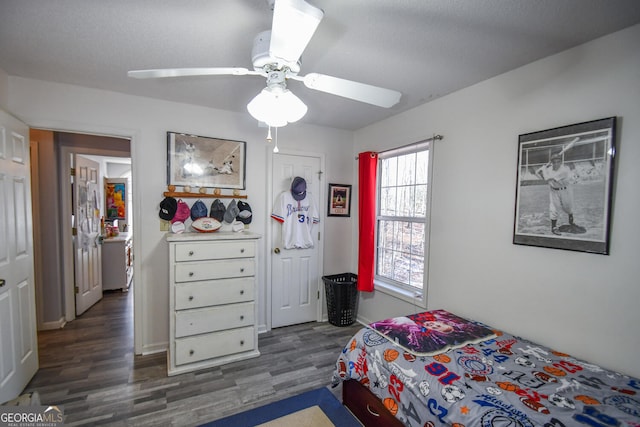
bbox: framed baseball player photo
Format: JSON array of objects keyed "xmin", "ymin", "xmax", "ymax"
[
  {"xmin": 167, "ymin": 131, "xmax": 246, "ymax": 190},
  {"xmin": 328, "ymin": 183, "xmax": 352, "ymax": 217},
  {"xmin": 513, "ymin": 117, "xmax": 616, "ymax": 255}
]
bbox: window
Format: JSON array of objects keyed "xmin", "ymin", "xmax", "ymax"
[{"xmin": 375, "ymin": 142, "xmax": 431, "ymax": 302}]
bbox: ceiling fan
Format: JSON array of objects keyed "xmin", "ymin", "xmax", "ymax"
[{"xmin": 127, "ymin": 0, "xmax": 402, "ymax": 127}]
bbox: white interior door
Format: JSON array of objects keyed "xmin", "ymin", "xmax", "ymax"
[
  {"xmin": 73, "ymin": 155, "xmax": 102, "ymax": 316},
  {"xmin": 0, "ymin": 110, "xmax": 38, "ymax": 403},
  {"xmin": 271, "ymin": 153, "xmax": 322, "ymax": 328}
]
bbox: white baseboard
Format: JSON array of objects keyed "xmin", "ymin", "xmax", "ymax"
[
  {"xmin": 141, "ymin": 342, "xmax": 168, "ymax": 356},
  {"xmin": 38, "ymin": 317, "xmax": 66, "ymax": 330}
]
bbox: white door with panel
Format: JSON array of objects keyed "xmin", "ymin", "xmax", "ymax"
[
  {"xmin": 0, "ymin": 110, "xmax": 38, "ymax": 403},
  {"xmin": 271, "ymin": 153, "xmax": 322, "ymax": 328},
  {"xmin": 73, "ymin": 155, "xmax": 102, "ymax": 316}
]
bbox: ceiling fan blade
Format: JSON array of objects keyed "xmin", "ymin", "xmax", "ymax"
[
  {"xmin": 299, "ymin": 73, "xmax": 402, "ymax": 108},
  {"xmin": 127, "ymin": 67, "xmax": 262, "ymax": 79},
  {"xmin": 269, "ymin": 0, "xmax": 323, "ymax": 68}
]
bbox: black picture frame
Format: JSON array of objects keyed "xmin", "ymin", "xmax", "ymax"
[
  {"xmin": 513, "ymin": 117, "xmax": 616, "ymax": 254},
  {"xmin": 328, "ymin": 183, "xmax": 352, "ymax": 217},
  {"xmin": 167, "ymin": 131, "xmax": 246, "ymax": 189}
]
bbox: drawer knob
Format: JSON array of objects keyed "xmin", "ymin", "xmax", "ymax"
[
  {"xmin": 240, "ymin": 340, "xmax": 244, "ymax": 346},
  {"xmin": 240, "ymin": 290, "xmax": 244, "ymax": 295},
  {"xmin": 188, "ymin": 251, "xmax": 194, "ymax": 256},
  {"xmin": 189, "ymin": 272, "xmax": 194, "ymax": 277},
  {"xmin": 240, "ymin": 248, "xmax": 245, "ymax": 253},
  {"xmin": 240, "ymin": 268, "xmax": 244, "ymax": 273},
  {"xmin": 240, "ymin": 315, "xmax": 244, "ymax": 320},
  {"xmin": 189, "ymin": 350, "xmax": 194, "ymax": 356},
  {"xmin": 188, "ymin": 296, "xmax": 194, "ymax": 301}
]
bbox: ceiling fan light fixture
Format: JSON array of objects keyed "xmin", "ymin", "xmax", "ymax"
[
  {"xmin": 129, "ymin": 0, "xmax": 402, "ymax": 124},
  {"xmin": 247, "ymin": 86, "xmax": 308, "ymax": 127}
]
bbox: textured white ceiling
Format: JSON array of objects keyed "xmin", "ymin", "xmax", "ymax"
[{"xmin": 1, "ymin": 0, "xmax": 639, "ymax": 130}]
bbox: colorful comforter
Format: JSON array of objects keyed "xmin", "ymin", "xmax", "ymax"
[{"xmin": 332, "ymin": 310, "xmax": 640, "ymax": 426}]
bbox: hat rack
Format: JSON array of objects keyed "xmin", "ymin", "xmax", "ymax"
[
  {"xmin": 163, "ymin": 184, "xmax": 247, "ymax": 199},
  {"xmin": 163, "ymin": 191, "xmax": 247, "ymax": 199}
]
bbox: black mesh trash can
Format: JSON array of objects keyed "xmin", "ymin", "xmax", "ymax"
[{"xmin": 322, "ymin": 273, "xmax": 358, "ymax": 327}]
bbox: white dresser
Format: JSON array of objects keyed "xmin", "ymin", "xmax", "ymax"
[
  {"xmin": 102, "ymin": 233, "xmax": 133, "ymax": 291},
  {"xmin": 166, "ymin": 231, "xmax": 261, "ymax": 376}
]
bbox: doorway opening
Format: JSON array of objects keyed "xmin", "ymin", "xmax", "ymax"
[{"xmin": 30, "ymin": 130, "xmax": 132, "ymax": 332}]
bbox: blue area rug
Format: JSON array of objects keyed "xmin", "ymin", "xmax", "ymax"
[{"xmin": 200, "ymin": 387, "xmax": 360, "ymax": 427}]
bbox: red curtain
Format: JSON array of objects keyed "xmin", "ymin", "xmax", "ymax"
[{"xmin": 357, "ymin": 151, "xmax": 378, "ymax": 292}]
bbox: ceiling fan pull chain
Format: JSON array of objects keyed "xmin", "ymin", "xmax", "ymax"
[{"xmin": 273, "ymin": 127, "xmax": 280, "ymax": 153}]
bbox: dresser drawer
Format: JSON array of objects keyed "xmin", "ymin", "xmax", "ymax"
[
  {"xmin": 175, "ymin": 277, "xmax": 254, "ymax": 310},
  {"xmin": 174, "ymin": 258, "xmax": 255, "ymax": 282},
  {"xmin": 175, "ymin": 302, "xmax": 255, "ymax": 338},
  {"xmin": 343, "ymin": 380, "xmax": 404, "ymax": 427},
  {"xmin": 174, "ymin": 241, "xmax": 255, "ymax": 262},
  {"xmin": 175, "ymin": 327, "xmax": 255, "ymax": 366}
]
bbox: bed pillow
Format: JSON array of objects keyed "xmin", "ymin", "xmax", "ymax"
[{"xmin": 368, "ymin": 309, "xmax": 496, "ymax": 356}]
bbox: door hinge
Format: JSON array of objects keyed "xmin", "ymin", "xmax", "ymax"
[
  {"xmin": 74, "ymin": 286, "xmax": 79, "ymax": 294},
  {"xmin": 70, "ymin": 167, "xmax": 76, "ymax": 176},
  {"xmin": 318, "ymin": 231, "xmax": 320, "ymax": 241},
  {"xmin": 72, "ymin": 227, "xmax": 77, "ymax": 236},
  {"xmin": 317, "ymin": 290, "xmax": 320, "ymax": 299}
]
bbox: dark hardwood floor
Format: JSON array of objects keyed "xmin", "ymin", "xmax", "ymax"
[{"xmin": 25, "ymin": 286, "xmax": 362, "ymax": 426}]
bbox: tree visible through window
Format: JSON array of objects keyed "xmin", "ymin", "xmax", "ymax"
[{"xmin": 376, "ymin": 147, "xmax": 429, "ymax": 292}]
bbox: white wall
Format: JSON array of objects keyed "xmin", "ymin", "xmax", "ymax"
[
  {"xmin": 353, "ymin": 24, "xmax": 640, "ymax": 378},
  {"xmin": 0, "ymin": 68, "xmax": 8, "ymax": 111},
  {"xmin": 7, "ymin": 79, "xmax": 354, "ymax": 353}
]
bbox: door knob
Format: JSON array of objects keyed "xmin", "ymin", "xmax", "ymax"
[{"xmin": 274, "ymin": 247, "xmax": 280, "ymax": 254}]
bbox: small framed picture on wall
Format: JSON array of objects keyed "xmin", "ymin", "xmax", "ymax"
[{"xmin": 328, "ymin": 183, "xmax": 352, "ymax": 217}]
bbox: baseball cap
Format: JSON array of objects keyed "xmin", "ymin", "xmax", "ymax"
[
  {"xmin": 190, "ymin": 200, "xmax": 208, "ymax": 221},
  {"xmin": 291, "ymin": 176, "xmax": 307, "ymax": 201},
  {"xmin": 172, "ymin": 200, "xmax": 190, "ymax": 223},
  {"xmin": 236, "ymin": 201, "xmax": 252, "ymax": 224},
  {"xmin": 209, "ymin": 199, "xmax": 226, "ymax": 222},
  {"xmin": 223, "ymin": 199, "xmax": 240, "ymax": 224},
  {"xmin": 159, "ymin": 197, "xmax": 177, "ymax": 220}
]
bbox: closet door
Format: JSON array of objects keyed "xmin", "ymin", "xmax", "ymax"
[
  {"xmin": 0, "ymin": 110, "xmax": 38, "ymax": 403},
  {"xmin": 270, "ymin": 153, "xmax": 322, "ymax": 328}
]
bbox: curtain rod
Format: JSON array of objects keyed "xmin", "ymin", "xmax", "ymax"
[{"xmin": 355, "ymin": 134, "xmax": 443, "ymax": 159}]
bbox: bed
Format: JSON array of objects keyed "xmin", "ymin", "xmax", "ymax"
[{"xmin": 331, "ymin": 309, "xmax": 640, "ymax": 426}]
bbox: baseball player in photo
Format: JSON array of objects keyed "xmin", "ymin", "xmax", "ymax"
[
  {"xmin": 536, "ymin": 153, "xmax": 585, "ymax": 235},
  {"xmin": 271, "ymin": 176, "xmax": 320, "ymax": 249}
]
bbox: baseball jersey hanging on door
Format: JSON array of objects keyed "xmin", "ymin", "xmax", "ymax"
[{"xmin": 271, "ymin": 176, "xmax": 319, "ymax": 249}]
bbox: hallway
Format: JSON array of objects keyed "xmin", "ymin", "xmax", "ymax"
[{"xmin": 25, "ymin": 288, "xmax": 360, "ymax": 426}]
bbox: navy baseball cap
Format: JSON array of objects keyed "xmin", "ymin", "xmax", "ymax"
[
  {"xmin": 291, "ymin": 177, "xmax": 307, "ymax": 201},
  {"xmin": 190, "ymin": 200, "xmax": 208, "ymax": 221}
]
